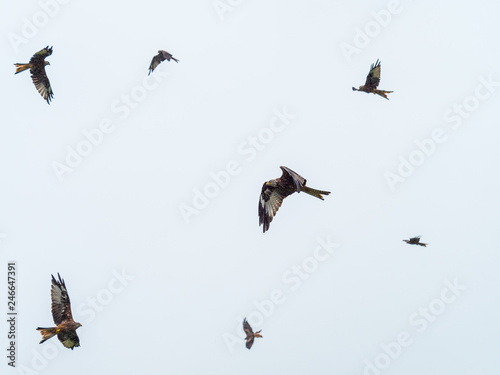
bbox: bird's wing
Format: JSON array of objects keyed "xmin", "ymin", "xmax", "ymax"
[
  {"xmin": 30, "ymin": 66, "xmax": 53, "ymax": 103},
  {"xmin": 280, "ymin": 166, "xmax": 306, "ymax": 192},
  {"xmin": 51, "ymin": 274, "xmax": 75, "ymax": 325},
  {"xmin": 29, "ymin": 46, "xmax": 53, "ymax": 65},
  {"xmin": 259, "ymin": 183, "xmax": 285, "ymax": 232},
  {"xmin": 148, "ymin": 52, "xmax": 165, "ymax": 74},
  {"xmin": 245, "ymin": 336, "xmax": 255, "ymax": 349},
  {"xmin": 364, "ymin": 59, "xmax": 381, "ymax": 90},
  {"xmin": 243, "ymin": 318, "xmax": 254, "ymax": 335},
  {"xmin": 57, "ymin": 330, "xmax": 80, "ymax": 349}
]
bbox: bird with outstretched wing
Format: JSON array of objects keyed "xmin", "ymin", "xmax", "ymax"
[
  {"xmin": 352, "ymin": 59, "xmax": 393, "ymax": 100},
  {"xmin": 403, "ymin": 236, "xmax": 428, "ymax": 247},
  {"xmin": 36, "ymin": 273, "xmax": 82, "ymax": 349},
  {"xmin": 14, "ymin": 46, "xmax": 54, "ymax": 104},
  {"xmin": 259, "ymin": 166, "xmax": 331, "ymax": 233},
  {"xmin": 148, "ymin": 50, "xmax": 179, "ymax": 75},
  {"xmin": 243, "ymin": 318, "xmax": 262, "ymax": 349}
]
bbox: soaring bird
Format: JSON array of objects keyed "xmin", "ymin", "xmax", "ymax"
[
  {"xmin": 36, "ymin": 273, "xmax": 82, "ymax": 349},
  {"xmin": 243, "ymin": 318, "xmax": 262, "ymax": 350},
  {"xmin": 148, "ymin": 50, "xmax": 179, "ymax": 75},
  {"xmin": 352, "ymin": 59, "xmax": 393, "ymax": 100},
  {"xmin": 403, "ymin": 236, "xmax": 427, "ymax": 247},
  {"xmin": 14, "ymin": 46, "xmax": 54, "ymax": 104},
  {"xmin": 259, "ymin": 166, "xmax": 331, "ymax": 233}
]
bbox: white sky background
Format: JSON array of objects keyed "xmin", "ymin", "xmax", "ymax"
[{"xmin": 1, "ymin": 0, "xmax": 500, "ymax": 374}]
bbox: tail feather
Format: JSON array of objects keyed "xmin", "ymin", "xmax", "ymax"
[
  {"xmin": 14, "ymin": 63, "xmax": 31, "ymax": 74},
  {"xmin": 36, "ymin": 327, "xmax": 57, "ymax": 344},
  {"xmin": 375, "ymin": 89, "xmax": 393, "ymax": 100},
  {"xmin": 301, "ymin": 186, "xmax": 331, "ymax": 200}
]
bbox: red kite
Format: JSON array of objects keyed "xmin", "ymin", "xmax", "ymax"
[
  {"xmin": 36, "ymin": 273, "xmax": 82, "ymax": 349},
  {"xmin": 14, "ymin": 46, "xmax": 54, "ymax": 104},
  {"xmin": 259, "ymin": 166, "xmax": 330, "ymax": 233},
  {"xmin": 352, "ymin": 59, "xmax": 393, "ymax": 100},
  {"xmin": 148, "ymin": 50, "xmax": 179, "ymax": 75},
  {"xmin": 403, "ymin": 236, "xmax": 427, "ymax": 247},
  {"xmin": 243, "ymin": 318, "xmax": 262, "ymax": 349}
]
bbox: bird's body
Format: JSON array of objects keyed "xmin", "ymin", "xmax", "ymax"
[
  {"xmin": 258, "ymin": 166, "xmax": 330, "ymax": 232},
  {"xmin": 14, "ymin": 46, "xmax": 54, "ymax": 104},
  {"xmin": 403, "ymin": 236, "xmax": 427, "ymax": 247},
  {"xmin": 352, "ymin": 59, "xmax": 393, "ymax": 100},
  {"xmin": 148, "ymin": 50, "xmax": 179, "ymax": 75},
  {"xmin": 36, "ymin": 273, "xmax": 82, "ymax": 349},
  {"xmin": 243, "ymin": 318, "xmax": 262, "ymax": 349}
]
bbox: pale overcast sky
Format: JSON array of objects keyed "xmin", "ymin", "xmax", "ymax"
[{"xmin": 1, "ymin": 1, "xmax": 500, "ymax": 374}]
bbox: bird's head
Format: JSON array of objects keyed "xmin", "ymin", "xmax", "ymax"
[
  {"xmin": 266, "ymin": 180, "xmax": 277, "ymax": 188},
  {"xmin": 352, "ymin": 87, "xmax": 358, "ymax": 91},
  {"xmin": 76, "ymin": 323, "xmax": 82, "ymax": 329},
  {"xmin": 45, "ymin": 61, "xmax": 51, "ymax": 67}
]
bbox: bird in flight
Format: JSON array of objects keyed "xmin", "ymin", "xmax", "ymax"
[
  {"xmin": 148, "ymin": 50, "xmax": 179, "ymax": 75},
  {"xmin": 243, "ymin": 318, "xmax": 262, "ymax": 349},
  {"xmin": 259, "ymin": 166, "xmax": 331, "ymax": 233},
  {"xmin": 36, "ymin": 273, "xmax": 82, "ymax": 349},
  {"xmin": 352, "ymin": 59, "xmax": 393, "ymax": 100},
  {"xmin": 14, "ymin": 46, "xmax": 54, "ymax": 104},
  {"xmin": 403, "ymin": 236, "xmax": 428, "ymax": 247}
]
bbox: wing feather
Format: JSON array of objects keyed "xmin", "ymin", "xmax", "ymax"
[
  {"xmin": 280, "ymin": 166, "xmax": 306, "ymax": 192},
  {"xmin": 258, "ymin": 184, "xmax": 285, "ymax": 232},
  {"xmin": 364, "ymin": 59, "xmax": 381, "ymax": 90},
  {"xmin": 51, "ymin": 273, "xmax": 74, "ymax": 325}
]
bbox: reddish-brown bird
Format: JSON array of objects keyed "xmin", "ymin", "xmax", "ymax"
[
  {"xmin": 259, "ymin": 166, "xmax": 330, "ymax": 233},
  {"xmin": 36, "ymin": 273, "xmax": 82, "ymax": 349},
  {"xmin": 243, "ymin": 318, "xmax": 262, "ymax": 349},
  {"xmin": 14, "ymin": 46, "xmax": 54, "ymax": 104},
  {"xmin": 352, "ymin": 59, "xmax": 393, "ymax": 100}
]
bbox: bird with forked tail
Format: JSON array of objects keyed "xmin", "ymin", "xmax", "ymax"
[
  {"xmin": 14, "ymin": 46, "xmax": 54, "ymax": 104},
  {"xmin": 258, "ymin": 166, "xmax": 331, "ymax": 233},
  {"xmin": 352, "ymin": 59, "xmax": 393, "ymax": 100},
  {"xmin": 36, "ymin": 273, "xmax": 82, "ymax": 349}
]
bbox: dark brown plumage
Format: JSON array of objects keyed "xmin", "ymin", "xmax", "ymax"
[
  {"xmin": 243, "ymin": 318, "xmax": 262, "ymax": 350},
  {"xmin": 403, "ymin": 236, "xmax": 427, "ymax": 247},
  {"xmin": 258, "ymin": 166, "xmax": 331, "ymax": 233},
  {"xmin": 14, "ymin": 46, "xmax": 54, "ymax": 104},
  {"xmin": 148, "ymin": 50, "xmax": 179, "ymax": 75},
  {"xmin": 352, "ymin": 59, "xmax": 393, "ymax": 100},
  {"xmin": 36, "ymin": 273, "xmax": 82, "ymax": 349}
]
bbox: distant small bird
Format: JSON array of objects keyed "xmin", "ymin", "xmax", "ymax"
[
  {"xmin": 243, "ymin": 318, "xmax": 262, "ymax": 349},
  {"xmin": 148, "ymin": 50, "xmax": 179, "ymax": 75},
  {"xmin": 259, "ymin": 166, "xmax": 331, "ymax": 233},
  {"xmin": 352, "ymin": 59, "xmax": 393, "ymax": 100},
  {"xmin": 36, "ymin": 273, "xmax": 82, "ymax": 349},
  {"xmin": 14, "ymin": 46, "xmax": 54, "ymax": 104},
  {"xmin": 403, "ymin": 236, "xmax": 427, "ymax": 247}
]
